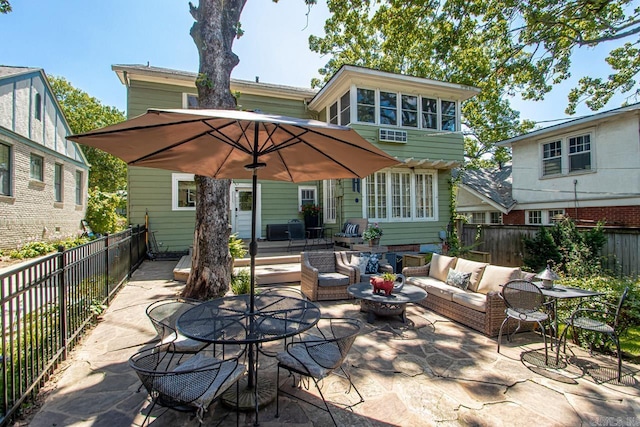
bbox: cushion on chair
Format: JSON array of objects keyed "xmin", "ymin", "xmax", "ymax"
[
  {"xmin": 454, "ymin": 258, "xmax": 488, "ymax": 292},
  {"xmin": 306, "ymin": 252, "xmax": 336, "ymax": 273},
  {"xmin": 446, "ymin": 268, "xmax": 472, "ymax": 290},
  {"xmin": 349, "ymin": 254, "xmax": 369, "ymax": 275},
  {"xmin": 162, "ymin": 333, "xmax": 209, "ymax": 353},
  {"xmin": 318, "ymin": 272, "xmax": 350, "ymax": 287},
  {"xmin": 276, "ymin": 343, "xmax": 342, "ymax": 379},
  {"xmin": 428, "ymin": 253, "xmax": 458, "ymax": 282},
  {"xmin": 365, "ymin": 253, "xmax": 379, "ymax": 274},
  {"xmin": 476, "ymin": 265, "xmax": 522, "ymax": 294}
]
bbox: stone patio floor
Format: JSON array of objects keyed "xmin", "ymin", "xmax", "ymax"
[{"xmin": 19, "ymin": 260, "xmax": 640, "ymax": 427}]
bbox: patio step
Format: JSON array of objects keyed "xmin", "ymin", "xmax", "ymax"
[{"xmin": 173, "ymin": 254, "xmax": 302, "ymax": 284}]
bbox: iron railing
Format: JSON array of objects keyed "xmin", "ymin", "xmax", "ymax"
[{"xmin": 0, "ymin": 225, "xmax": 147, "ymax": 426}]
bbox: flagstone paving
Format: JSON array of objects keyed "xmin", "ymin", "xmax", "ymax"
[{"xmin": 18, "ymin": 261, "xmax": 640, "ymax": 427}]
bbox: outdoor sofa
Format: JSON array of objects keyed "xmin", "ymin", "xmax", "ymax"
[{"xmin": 403, "ymin": 253, "xmax": 534, "ymax": 336}]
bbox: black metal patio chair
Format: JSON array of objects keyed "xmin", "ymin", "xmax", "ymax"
[
  {"xmin": 287, "ymin": 219, "xmax": 308, "ymax": 252},
  {"xmin": 146, "ymin": 298, "xmax": 209, "ymax": 353}
]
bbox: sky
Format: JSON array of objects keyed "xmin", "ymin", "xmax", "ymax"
[{"xmin": 0, "ymin": 0, "xmax": 633, "ymax": 126}]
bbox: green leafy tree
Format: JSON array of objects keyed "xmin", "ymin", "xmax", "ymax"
[
  {"xmin": 310, "ymin": 0, "xmax": 640, "ymax": 164},
  {"xmin": 0, "ymin": 0, "xmax": 10, "ymax": 13},
  {"xmin": 49, "ymin": 76, "xmax": 127, "ymax": 192},
  {"xmin": 85, "ymin": 188, "xmax": 126, "ymax": 235}
]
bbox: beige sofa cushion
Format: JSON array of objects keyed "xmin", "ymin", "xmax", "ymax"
[
  {"xmin": 476, "ymin": 265, "xmax": 521, "ymax": 294},
  {"xmin": 428, "ymin": 253, "xmax": 457, "ymax": 282},
  {"xmin": 406, "ymin": 276, "xmax": 466, "ymax": 302},
  {"xmin": 451, "ymin": 292, "xmax": 487, "ymax": 313},
  {"xmin": 454, "ymin": 258, "xmax": 489, "ymax": 292}
]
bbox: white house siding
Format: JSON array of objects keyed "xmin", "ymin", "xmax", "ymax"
[{"xmin": 511, "ymin": 114, "xmax": 640, "ymax": 211}]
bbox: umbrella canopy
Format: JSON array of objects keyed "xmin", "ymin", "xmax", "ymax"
[{"xmin": 68, "ymin": 108, "xmax": 399, "ymax": 182}]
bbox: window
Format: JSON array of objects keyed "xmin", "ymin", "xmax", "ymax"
[
  {"xmin": 401, "ymin": 95, "xmax": 418, "ymax": 127},
  {"xmin": 542, "ymin": 140, "xmax": 562, "ymax": 176},
  {"xmin": 366, "ymin": 169, "xmax": 436, "ymax": 221},
  {"xmin": 379, "ymin": 91, "xmax": 397, "ymax": 125},
  {"xmin": 390, "ymin": 171, "xmax": 411, "ymax": 219},
  {"xmin": 339, "ymin": 91, "xmax": 351, "ymax": 125},
  {"xmin": 34, "ymin": 93, "xmax": 42, "ymax": 121},
  {"xmin": 172, "ymin": 173, "xmax": 196, "ymax": 210},
  {"xmin": 356, "ymin": 88, "xmax": 375, "ymax": 123},
  {"xmin": 323, "ymin": 179, "xmax": 337, "ymax": 223},
  {"xmin": 75, "ymin": 171, "xmax": 83, "ymax": 205},
  {"xmin": 54, "ymin": 163, "xmax": 63, "ymax": 202},
  {"xmin": 30, "ymin": 154, "xmax": 44, "ymax": 181},
  {"xmin": 329, "ymin": 102, "xmax": 338, "ymax": 125},
  {"xmin": 184, "ymin": 94, "xmax": 199, "ymax": 109},
  {"xmin": 0, "ymin": 143, "xmax": 10, "ymax": 196},
  {"xmin": 569, "ymin": 134, "xmax": 591, "ymax": 172},
  {"xmin": 469, "ymin": 212, "xmax": 485, "ymax": 224},
  {"xmin": 421, "ymin": 97, "xmax": 438, "ymax": 129},
  {"xmin": 298, "ymin": 186, "xmax": 317, "ymax": 210},
  {"xmin": 527, "ymin": 210, "xmax": 542, "ymax": 225},
  {"xmin": 490, "ymin": 212, "xmax": 502, "ymax": 224},
  {"xmin": 441, "ymin": 100, "xmax": 456, "ymax": 131},
  {"xmin": 548, "ymin": 209, "xmax": 565, "ymax": 224}
]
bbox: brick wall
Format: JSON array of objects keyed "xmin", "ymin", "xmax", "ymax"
[
  {"xmin": 502, "ymin": 210, "xmax": 525, "ymax": 225},
  {"xmin": 503, "ymin": 206, "xmax": 640, "ymax": 227},
  {"xmin": 0, "ymin": 135, "xmax": 87, "ymax": 251}
]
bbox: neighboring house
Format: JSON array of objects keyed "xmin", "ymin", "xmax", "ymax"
[
  {"xmin": 454, "ymin": 163, "xmax": 515, "ymax": 224},
  {"xmin": 0, "ymin": 66, "xmax": 90, "ymax": 250},
  {"xmin": 113, "ymin": 64, "xmax": 479, "ymax": 252},
  {"xmin": 497, "ymin": 103, "xmax": 640, "ymax": 227}
]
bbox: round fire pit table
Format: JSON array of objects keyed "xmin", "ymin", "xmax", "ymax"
[{"xmin": 347, "ymin": 282, "xmax": 427, "ymax": 323}]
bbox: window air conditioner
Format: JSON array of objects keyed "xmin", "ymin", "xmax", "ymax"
[{"xmin": 379, "ymin": 128, "xmax": 407, "ymax": 143}]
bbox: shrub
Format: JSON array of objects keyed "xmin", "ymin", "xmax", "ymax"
[
  {"xmin": 229, "ymin": 233, "xmax": 247, "ymax": 259},
  {"xmin": 85, "ymin": 188, "xmax": 127, "ymax": 235},
  {"xmin": 9, "ymin": 241, "xmax": 56, "ymax": 259},
  {"xmin": 231, "ymin": 268, "xmax": 252, "ymax": 295}
]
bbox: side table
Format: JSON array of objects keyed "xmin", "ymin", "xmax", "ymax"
[{"xmin": 347, "ymin": 282, "xmax": 427, "ymax": 323}]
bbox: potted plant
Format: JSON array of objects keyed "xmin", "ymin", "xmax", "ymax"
[
  {"xmin": 362, "ymin": 223, "xmax": 383, "ymax": 246},
  {"xmin": 300, "ymin": 203, "xmax": 321, "ymax": 228}
]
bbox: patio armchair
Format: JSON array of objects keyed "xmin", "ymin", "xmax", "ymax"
[
  {"xmin": 275, "ymin": 317, "xmax": 364, "ymax": 426},
  {"xmin": 497, "ymin": 280, "xmax": 554, "ymax": 364},
  {"xmin": 129, "ymin": 343, "xmax": 245, "ymax": 426},
  {"xmin": 146, "ymin": 298, "xmax": 209, "ymax": 353},
  {"xmin": 555, "ymin": 287, "xmax": 629, "ymax": 382},
  {"xmin": 300, "ymin": 251, "xmax": 356, "ymax": 301},
  {"xmin": 336, "ymin": 250, "xmax": 394, "ymax": 283}
]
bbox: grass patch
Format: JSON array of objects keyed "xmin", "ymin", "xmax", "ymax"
[{"xmin": 621, "ymin": 326, "xmax": 640, "ymax": 361}]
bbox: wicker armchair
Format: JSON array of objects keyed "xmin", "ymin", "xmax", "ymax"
[
  {"xmin": 300, "ymin": 251, "xmax": 356, "ymax": 301},
  {"xmin": 275, "ymin": 317, "xmax": 364, "ymax": 426},
  {"xmin": 336, "ymin": 250, "xmax": 394, "ymax": 283},
  {"xmin": 130, "ymin": 344, "xmax": 245, "ymax": 426},
  {"xmin": 146, "ymin": 298, "xmax": 209, "ymax": 353}
]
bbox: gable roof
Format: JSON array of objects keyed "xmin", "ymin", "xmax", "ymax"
[
  {"xmin": 497, "ymin": 102, "xmax": 640, "ymax": 147},
  {"xmin": 455, "ymin": 164, "xmax": 515, "ymax": 213},
  {"xmin": 0, "ymin": 65, "xmax": 40, "ymax": 78}
]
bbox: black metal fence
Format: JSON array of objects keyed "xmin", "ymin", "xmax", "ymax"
[{"xmin": 0, "ymin": 225, "xmax": 147, "ymax": 426}]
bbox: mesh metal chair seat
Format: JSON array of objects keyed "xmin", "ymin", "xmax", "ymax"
[
  {"xmin": 556, "ymin": 287, "xmax": 629, "ymax": 382},
  {"xmin": 275, "ymin": 317, "xmax": 364, "ymax": 426},
  {"xmin": 146, "ymin": 298, "xmax": 208, "ymax": 353},
  {"xmin": 257, "ymin": 287, "xmax": 307, "ymax": 357},
  {"xmin": 498, "ymin": 280, "xmax": 554, "ymax": 363},
  {"xmin": 130, "ymin": 344, "xmax": 246, "ymax": 426}
]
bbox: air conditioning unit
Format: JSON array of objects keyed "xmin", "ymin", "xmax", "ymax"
[{"xmin": 379, "ymin": 128, "xmax": 407, "ymax": 143}]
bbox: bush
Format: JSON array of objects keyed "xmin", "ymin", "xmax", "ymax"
[
  {"xmin": 229, "ymin": 233, "xmax": 247, "ymax": 259},
  {"xmin": 85, "ymin": 188, "xmax": 127, "ymax": 235},
  {"xmin": 231, "ymin": 268, "xmax": 252, "ymax": 295},
  {"xmin": 8, "ymin": 236, "xmax": 91, "ymax": 260}
]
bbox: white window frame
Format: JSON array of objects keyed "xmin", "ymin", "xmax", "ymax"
[
  {"xmin": 401, "ymin": 94, "xmax": 418, "ymax": 128},
  {"xmin": 54, "ymin": 163, "xmax": 63, "ymax": 203},
  {"xmin": 489, "ymin": 212, "xmax": 503, "ymax": 224},
  {"xmin": 526, "ymin": 210, "xmax": 543, "ymax": 225},
  {"xmin": 568, "ymin": 133, "xmax": 592, "ymax": 172},
  {"xmin": 182, "ymin": 93, "xmax": 199, "ymax": 109},
  {"xmin": 540, "ymin": 130, "xmax": 595, "ymax": 178},
  {"xmin": 323, "ymin": 179, "xmax": 337, "ymax": 224},
  {"xmin": 298, "ymin": 186, "xmax": 317, "ymax": 211},
  {"xmin": 75, "ymin": 170, "xmax": 83, "ymax": 205},
  {"xmin": 548, "ymin": 209, "xmax": 565, "ymax": 224},
  {"xmin": 329, "ymin": 102, "xmax": 338, "ymax": 125},
  {"xmin": 379, "ymin": 90, "xmax": 398, "ymax": 126},
  {"xmin": 365, "ymin": 168, "xmax": 438, "ymax": 222},
  {"xmin": 542, "ymin": 139, "xmax": 562, "ymax": 176},
  {"xmin": 469, "ymin": 212, "xmax": 485, "ymax": 224},
  {"xmin": 0, "ymin": 142, "xmax": 12, "ymax": 197},
  {"xmin": 172, "ymin": 173, "xmax": 196, "ymax": 211}
]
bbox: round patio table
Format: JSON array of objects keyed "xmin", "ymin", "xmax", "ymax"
[
  {"xmin": 348, "ymin": 281, "xmax": 427, "ymax": 323},
  {"xmin": 177, "ymin": 294, "xmax": 320, "ymax": 426}
]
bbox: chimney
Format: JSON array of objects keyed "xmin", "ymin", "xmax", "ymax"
[{"xmin": 255, "ymin": 76, "xmax": 259, "ymax": 83}]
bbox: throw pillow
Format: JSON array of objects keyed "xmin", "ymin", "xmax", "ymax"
[
  {"xmin": 365, "ymin": 253, "xmax": 379, "ymax": 274},
  {"xmin": 349, "ymin": 255, "xmax": 369, "ymax": 275},
  {"xmin": 446, "ymin": 268, "xmax": 472, "ymax": 290},
  {"xmin": 428, "ymin": 253, "xmax": 458, "ymax": 282},
  {"xmin": 476, "ymin": 265, "xmax": 522, "ymax": 295},
  {"xmin": 344, "ymin": 223, "xmax": 359, "ymax": 235}
]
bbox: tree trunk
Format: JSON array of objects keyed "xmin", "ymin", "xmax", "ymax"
[{"xmin": 182, "ymin": 0, "xmax": 246, "ymax": 300}]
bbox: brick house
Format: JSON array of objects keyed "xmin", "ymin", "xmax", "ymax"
[{"xmin": 0, "ymin": 66, "xmax": 90, "ymax": 250}]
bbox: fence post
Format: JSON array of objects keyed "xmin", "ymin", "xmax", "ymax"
[
  {"xmin": 57, "ymin": 245, "xmax": 68, "ymax": 359},
  {"xmin": 104, "ymin": 234, "xmax": 110, "ymax": 303},
  {"xmin": 129, "ymin": 225, "xmax": 134, "ymax": 277}
]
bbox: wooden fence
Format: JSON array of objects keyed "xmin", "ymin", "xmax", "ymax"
[{"xmin": 460, "ymin": 224, "xmax": 640, "ymax": 277}]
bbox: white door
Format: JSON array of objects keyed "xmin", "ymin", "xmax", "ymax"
[{"xmin": 231, "ymin": 184, "xmax": 260, "ymax": 239}]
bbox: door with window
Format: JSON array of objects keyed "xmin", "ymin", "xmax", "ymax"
[{"xmin": 232, "ymin": 184, "xmax": 260, "ymax": 239}]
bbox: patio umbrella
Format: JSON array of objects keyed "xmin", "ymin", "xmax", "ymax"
[{"xmin": 69, "ymin": 108, "xmax": 399, "ymax": 308}]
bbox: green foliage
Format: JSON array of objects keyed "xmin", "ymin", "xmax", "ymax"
[
  {"xmin": 556, "ymin": 276, "xmax": 640, "ymax": 355},
  {"xmin": 49, "ymin": 76, "xmax": 127, "ymax": 192},
  {"xmin": 523, "ymin": 219, "xmax": 606, "ymax": 277},
  {"xmin": 310, "ymin": 0, "xmax": 640, "ymax": 163},
  {"xmin": 85, "ymin": 188, "xmax": 127, "ymax": 235},
  {"xmin": 229, "ymin": 233, "xmax": 247, "ymax": 259},
  {"xmin": 90, "ymin": 299, "xmax": 107, "ymax": 317},
  {"xmin": 0, "ymin": 0, "xmax": 11, "ymax": 13},
  {"xmin": 231, "ymin": 268, "xmax": 252, "ymax": 295},
  {"xmin": 8, "ymin": 236, "xmax": 91, "ymax": 259}
]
